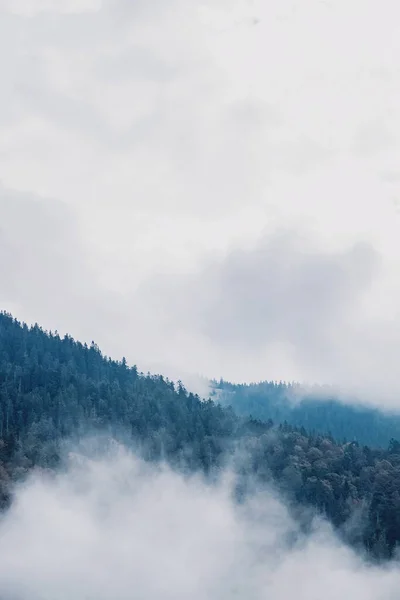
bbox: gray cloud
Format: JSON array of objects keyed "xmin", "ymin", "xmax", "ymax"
[{"xmin": 189, "ymin": 231, "xmax": 380, "ymax": 353}]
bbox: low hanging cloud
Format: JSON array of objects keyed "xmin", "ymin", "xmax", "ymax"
[
  {"xmin": 182, "ymin": 231, "xmax": 380, "ymax": 354},
  {"xmin": 1, "ymin": 443, "xmax": 400, "ymax": 600}
]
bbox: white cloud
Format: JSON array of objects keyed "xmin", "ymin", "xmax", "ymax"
[
  {"xmin": 1, "ymin": 0, "xmax": 400, "ymax": 404},
  {"xmin": 0, "ymin": 445, "xmax": 400, "ymax": 599}
]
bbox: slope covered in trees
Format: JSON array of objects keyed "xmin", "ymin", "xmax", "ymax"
[
  {"xmin": 0, "ymin": 312, "xmax": 237, "ymax": 481},
  {"xmin": 211, "ymin": 379, "xmax": 400, "ymax": 448},
  {"xmin": 2, "ymin": 312, "xmax": 400, "ymax": 559}
]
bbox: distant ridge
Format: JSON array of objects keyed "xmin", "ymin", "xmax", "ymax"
[{"xmin": 210, "ymin": 379, "xmax": 400, "ymax": 448}]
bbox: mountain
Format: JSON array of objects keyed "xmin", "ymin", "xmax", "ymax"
[
  {"xmin": 211, "ymin": 379, "xmax": 400, "ymax": 448},
  {"xmin": 2, "ymin": 311, "xmax": 400, "ymax": 559}
]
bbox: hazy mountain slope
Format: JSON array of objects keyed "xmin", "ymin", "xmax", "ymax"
[
  {"xmin": 211, "ymin": 380, "xmax": 400, "ymax": 447},
  {"xmin": 2, "ymin": 311, "xmax": 400, "ymax": 559}
]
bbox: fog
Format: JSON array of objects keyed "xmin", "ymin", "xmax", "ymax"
[{"xmin": 0, "ymin": 442, "xmax": 399, "ymax": 600}]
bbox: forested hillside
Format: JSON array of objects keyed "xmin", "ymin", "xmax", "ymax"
[
  {"xmin": 2, "ymin": 312, "xmax": 400, "ymax": 559},
  {"xmin": 0, "ymin": 312, "xmax": 237, "ymax": 483},
  {"xmin": 211, "ymin": 380, "xmax": 400, "ymax": 448}
]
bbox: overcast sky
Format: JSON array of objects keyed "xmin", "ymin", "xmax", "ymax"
[{"xmin": 1, "ymin": 0, "xmax": 400, "ymax": 405}]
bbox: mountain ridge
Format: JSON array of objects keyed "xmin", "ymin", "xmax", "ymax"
[{"xmin": 210, "ymin": 379, "xmax": 400, "ymax": 447}]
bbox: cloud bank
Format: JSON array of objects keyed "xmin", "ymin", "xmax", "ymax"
[{"xmin": 1, "ymin": 444, "xmax": 400, "ymax": 600}]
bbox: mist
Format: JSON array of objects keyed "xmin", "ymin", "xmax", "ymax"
[{"xmin": 0, "ymin": 441, "xmax": 399, "ymax": 600}]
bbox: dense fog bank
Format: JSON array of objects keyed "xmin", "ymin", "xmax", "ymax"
[{"xmin": 1, "ymin": 443, "xmax": 400, "ymax": 600}]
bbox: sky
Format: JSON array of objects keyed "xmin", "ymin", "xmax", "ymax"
[
  {"xmin": 1, "ymin": 0, "xmax": 400, "ymax": 405},
  {"xmin": 1, "ymin": 444, "xmax": 400, "ymax": 600}
]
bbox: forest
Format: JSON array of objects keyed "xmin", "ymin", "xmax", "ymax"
[
  {"xmin": 212, "ymin": 379, "xmax": 400, "ymax": 448},
  {"xmin": 1, "ymin": 311, "xmax": 400, "ymax": 560}
]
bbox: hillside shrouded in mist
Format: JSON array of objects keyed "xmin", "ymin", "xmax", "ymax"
[
  {"xmin": 3, "ymin": 311, "xmax": 400, "ymax": 568},
  {"xmin": 212, "ymin": 379, "xmax": 400, "ymax": 448}
]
